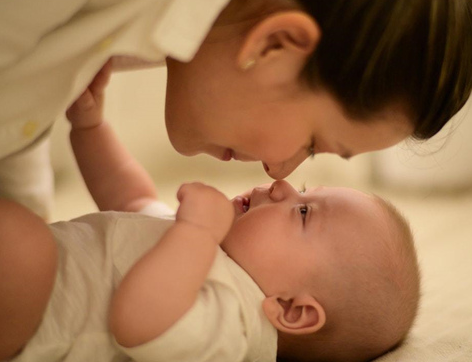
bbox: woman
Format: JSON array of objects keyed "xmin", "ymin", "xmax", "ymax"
[{"xmin": 0, "ymin": 0, "xmax": 471, "ymax": 217}]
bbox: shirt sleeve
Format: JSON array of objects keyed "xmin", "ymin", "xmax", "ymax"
[
  {"xmin": 0, "ymin": 0, "xmax": 86, "ymax": 69},
  {"xmin": 116, "ymin": 282, "xmax": 249, "ymax": 362}
]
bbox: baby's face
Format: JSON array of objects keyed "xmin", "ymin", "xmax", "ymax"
[{"xmin": 221, "ymin": 180, "xmax": 387, "ymax": 296}]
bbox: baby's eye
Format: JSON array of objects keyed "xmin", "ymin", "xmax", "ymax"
[{"xmin": 299, "ymin": 205, "xmax": 309, "ymax": 222}]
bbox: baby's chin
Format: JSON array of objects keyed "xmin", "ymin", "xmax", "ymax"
[{"xmin": 219, "ymin": 233, "xmax": 233, "ymax": 254}]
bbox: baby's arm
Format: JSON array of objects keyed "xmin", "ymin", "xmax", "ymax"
[
  {"xmin": 110, "ymin": 182, "xmax": 234, "ymax": 348},
  {"xmin": 66, "ymin": 61, "xmax": 157, "ymax": 212}
]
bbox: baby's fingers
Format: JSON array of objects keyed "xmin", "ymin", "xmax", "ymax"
[
  {"xmin": 89, "ymin": 60, "xmax": 112, "ymax": 96},
  {"xmin": 66, "ymin": 89, "xmax": 96, "ymax": 122}
]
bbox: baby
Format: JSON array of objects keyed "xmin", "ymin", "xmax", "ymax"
[
  {"xmin": 0, "ymin": 181, "xmax": 420, "ymax": 362},
  {"xmin": 0, "ymin": 69, "xmax": 421, "ymax": 362}
]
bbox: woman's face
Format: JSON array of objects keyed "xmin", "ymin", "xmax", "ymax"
[{"xmin": 165, "ymin": 27, "xmax": 413, "ymax": 180}]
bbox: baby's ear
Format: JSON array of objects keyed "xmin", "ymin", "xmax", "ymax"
[{"xmin": 262, "ymin": 295, "xmax": 326, "ymax": 335}]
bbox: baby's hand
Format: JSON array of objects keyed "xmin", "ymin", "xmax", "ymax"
[
  {"xmin": 66, "ymin": 60, "xmax": 112, "ymax": 129},
  {"xmin": 176, "ymin": 182, "xmax": 234, "ymax": 244}
]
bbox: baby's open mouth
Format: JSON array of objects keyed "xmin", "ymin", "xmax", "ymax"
[{"xmin": 242, "ymin": 197, "xmax": 250, "ymax": 213}]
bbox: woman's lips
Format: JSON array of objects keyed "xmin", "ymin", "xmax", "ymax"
[
  {"xmin": 223, "ymin": 149, "xmax": 257, "ymax": 162},
  {"xmin": 222, "ymin": 149, "xmax": 233, "ymax": 161}
]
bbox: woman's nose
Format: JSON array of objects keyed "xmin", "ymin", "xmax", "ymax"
[
  {"xmin": 269, "ymin": 180, "xmax": 296, "ymax": 202},
  {"xmin": 263, "ymin": 154, "xmax": 307, "ymax": 180}
]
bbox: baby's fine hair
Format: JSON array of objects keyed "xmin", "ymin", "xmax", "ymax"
[
  {"xmin": 297, "ymin": 0, "xmax": 472, "ymax": 140},
  {"xmin": 277, "ymin": 195, "xmax": 421, "ymax": 362}
]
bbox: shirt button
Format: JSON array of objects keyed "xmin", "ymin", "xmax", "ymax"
[
  {"xmin": 22, "ymin": 121, "xmax": 38, "ymax": 138},
  {"xmin": 98, "ymin": 36, "xmax": 114, "ymax": 51}
]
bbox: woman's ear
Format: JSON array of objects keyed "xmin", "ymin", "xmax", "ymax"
[
  {"xmin": 262, "ymin": 294, "xmax": 326, "ymax": 335},
  {"xmin": 237, "ymin": 11, "xmax": 320, "ymax": 84}
]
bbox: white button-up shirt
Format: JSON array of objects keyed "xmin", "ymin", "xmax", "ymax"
[{"xmin": 0, "ymin": 0, "xmax": 230, "ymax": 158}]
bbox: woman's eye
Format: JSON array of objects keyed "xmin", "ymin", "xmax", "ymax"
[{"xmin": 307, "ymin": 138, "xmax": 316, "ymax": 159}]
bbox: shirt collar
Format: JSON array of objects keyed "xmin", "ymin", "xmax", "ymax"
[{"xmin": 152, "ymin": 0, "xmax": 231, "ymax": 62}]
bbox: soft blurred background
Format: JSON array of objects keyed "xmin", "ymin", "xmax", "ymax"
[{"xmin": 50, "ymin": 67, "xmax": 472, "ymax": 359}]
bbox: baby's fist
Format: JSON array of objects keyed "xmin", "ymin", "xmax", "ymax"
[
  {"xmin": 176, "ymin": 183, "xmax": 234, "ymax": 244},
  {"xmin": 66, "ymin": 60, "xmax": 111, "ymax": 129}
]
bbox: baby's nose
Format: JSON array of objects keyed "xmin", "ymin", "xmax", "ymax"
[{"xmin": 269, "ymin": 180, "xmax": 295, "ymax": 201}]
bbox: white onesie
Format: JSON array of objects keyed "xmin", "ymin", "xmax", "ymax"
[{"xmin": 11, "ymin": 202, "xmax": 277, "ymax": 362}]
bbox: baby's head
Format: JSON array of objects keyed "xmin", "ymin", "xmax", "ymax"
[{"xmin": 222, "ymin": 180, "xmax": 420, "ymax": 362}]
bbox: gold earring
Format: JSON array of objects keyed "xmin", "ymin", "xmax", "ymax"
[{"xmin": 241, "ymin": 58, "xmax": 256, "ymax": 71}]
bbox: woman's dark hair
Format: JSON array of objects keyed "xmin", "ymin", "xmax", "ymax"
[{"xmin": 297, "ymin": 0, "xmax": 472, "ymax": 139}]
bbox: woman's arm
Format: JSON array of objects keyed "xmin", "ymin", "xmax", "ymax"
[
  {"xmin": 109, "ymin": 182, "xmax": 234, "ymax": 347},
  {"xmin": 66, "ymin": 61, "xmax": 157, "ymax": 212}
]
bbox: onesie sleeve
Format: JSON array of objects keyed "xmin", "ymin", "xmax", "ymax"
[
  {"xmin": 137, "ymin": 200, "xmax": 175, "ymax": 218},
  {"xmin": 0, "ymin": 0, "xmax": 86, "ymax": 69},
  {"xmin": 116, "ymin": 281, "xmax": 248, "ymax": 362}
]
